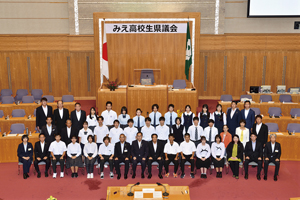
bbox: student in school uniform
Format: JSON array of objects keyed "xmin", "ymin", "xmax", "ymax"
[
  {"xmin": 17, "ymin": 135, "xmax": 33, "ymax": 179},
  {"xmin": 94, "ymin": 116, "xmax": 109, "ymax": 149},
  {"xmin": 114, "ymin": 134, "xmax": 131, "ymax": 180},
  {"xmin": 86, "ymin": 107, "xmax": 98, "ymax": 132},
  {"xmin": 211, "ymin": 104, "xmax": 227, "ymax": 134},
  {"xmin": 149, "ymin": 104, "xmax": 161, "ymax": 128},
  {"xmin": 181, "ymin": 105, "xmax": 195, "ymax": 133},
  {"xmin": 49, "ymin": 133, "xmax": 67, "ymax": 178},
  {"xmin": 34, "ymin": 133, "xmax": 50, "ymax": 178},
  {"xmin": 100, "ymin": 101, "xmax": 117, "ymax": 130},
  {"xmin": 156, "ymin": 117, "xmax": 169, "ymax": 145},
  {"xmin": 124, "ymin": 119, "xmax": 138, "ymax": 145},
  {"xmin": 196, "ymin": 136, "xmax": 211, "ymax": 179},
  {"xmin": 164, "ymin": 134, "xmax": 180, "ymax": 178},
  {"xmin": 83, "ymin": 135, "xmax": 98, "ymax": 179},
  {"xmin": 98, "ymin": 136, "xmax": 114, "ymax": 179},
  {"xmin": 141, "ymin": 117, "xmax": 156, "ymax": 142},
  {"xmin": 61, "ymin": 119, "xmax": 79, "ymax": 146},
  {"xmin": 203, "ymin": 119, "xmax": 219, "ymax": 147},
  {"xmin": 241, "ymin": 100, "xmax": 255, "ymax": 132},
  {"xmin": 67, "ymin": 135, "xmax": 81, "ymax": 178},
  {"xmin": 211, "ymin": 135, "xmax": 225, "ymax": 178},
  {"xmin": 164, "ymin": 104, "xmax": 177, "ymax": 133},
  {"xmin": 118, "ymin": 106, "xmax": 130, "ymax": 130},
  {"xmin": 133, "ymin": 108, "xmax": 145, "ymax": 132},
  {"xmin": 172, "ymin": 117, "xmax": 185, "ymax": 144},
  {"xmin": 78, "ymin": 121, "xmax": 94, "ymax": 162},
  {"xmin": 235, "ymin": 119, "xmax": 250, "ymax": 148},
  {"xmin": 198, "ymin": 104, "xmax": 211, "ymax": 129},
  {"xmin": 227, "ymin": 134, "xmax": 244, "ymax": 179},
  {"xmin": 70, "ymin": 103, "xmax": 86, "ymax": 131},
  {"xmin": 264, "ymin": 134, "xmax": 281, "ymax": 181},
  {"xmin": 220, "ymin": 125, "xmax": 232, "ymax": 148},
  {"xmin": 41, "ymin": 116, "xmax": 57, "ymax": 144},
  {"xmin": 179, "ymin": 133, "xmax": 196, "ymax": 179},
  {"xmin": 226, "ymin": 101, "xmax": 242, "ymax": 136},
  {"xmin": 187, "ymin": 117, "xmax": 203, "ymax": 147},
  {"xmin": 147, "ymin": 133, "xmax": 164, "ymax": 179},
  {"xmin": 109, "ymin": 120, "xmax": 124, "ymax": 145}
]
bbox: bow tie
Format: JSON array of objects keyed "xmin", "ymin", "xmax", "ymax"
[{"xmin": 201, "ymin": 149, "xmax": 208, "ymax": 153}]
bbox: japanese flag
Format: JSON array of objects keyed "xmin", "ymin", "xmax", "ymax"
[{"xmin": 102, "ymin": 21, "xmax": 109, "ymax": 79}]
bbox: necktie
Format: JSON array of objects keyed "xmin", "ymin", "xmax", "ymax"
[
  {"xmin": 170, "ymin": 113, "xmax": 172, "ymax": 126},
  {"xmin": 138, "ymin": 116, "xmax": 140, "ymax": 129},
  {"xmin": 195, "ymin": 127, "xmax": 198, "ymax": 141},
  {"xmin": 240, "ymin": 130, "xmax": 243, "ymax": 142},
  {"xmin": 209, "ymin": 128, "xmax": 212, "ymax": 142},
  {"xmin": 154, "ymin": 112, "xmax": 156, "ymax": 126}
]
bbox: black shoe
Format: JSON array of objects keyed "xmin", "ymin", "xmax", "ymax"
[
  {"xmin": 190, "ymin": 173, "xmax": 195, "ymax": 179},
  {"xmin": 71, "ymin": 173, "xmax": 74, "ymax": 178},
  {"xmin": 75, "ymin": 173, "xmax": 78, "ymax": 178},
  {"xmin": 26, "ymin": 173, "xmax": 29, "ymax": 178},
  {"xmin": 117, "ymin": 174, "xmax": 121, "ymax": 180},
  {"xmin": 264, "ymin": 175, "xmax": 267, "ymax": 180},
  {"xmin": 257, "ymin": 174, "xmax": 261, "ymax": 181},
  {"xmin": 201, "ymin": 174, "xmax": 204, "ymax": 178},
  {"xmin": 132, "ymin": 173, "xmax": 136, "ymax": 179},
  {"xmin": 147, "ymin": 174, "xmax": 152, "ymax": 179},
  {"xmin": 124, "ymin": 174, "xmax": 128, "ymax": 180},
  {"xmin": 219, "ymin": 172, "xmax": 222, "ymax": 178},
  {"xmin": 204, "ymin": 174, "xmax": 207, "ymax": 179},
  {"xmin": 23, "ymin": 173, "xmax": 27, "ymax": 179},
  {"xmin": 45, "ymin": 171, "xmax": 48, "ymax": 177},
  {"xmin": 158, "ymin": 174, "xmax": 163, "ymax": 179},
  {"xmin": 180, "ymin": 173, "xmax": 185, "ymax": 179},
  {"xmin": 141, "ymin": 173, "xmax": 145, "ymax": 179},
  {"xmin": 274, "ymin": 175, "xmax": 278, "ymax": 181},
  {"xmin": 216, "ymin": 172, "xmax": 219, "ymax": 178},
  {"xmin": 37, "ymin": 172, "xmax": 41, "ymax": 178},
  {"xmin": 244, "ymin": 174, "xmax": 248, "ymax": 180}
]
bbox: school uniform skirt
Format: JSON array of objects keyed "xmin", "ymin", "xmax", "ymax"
[
  {"xmin": 212, "ymin": 156, "xmax": 224, "ymax": 168},
  {"xmin": 196, "ymin": 157, "xmax": 211, "ymax": 169},
  {"xmin": 67, "ymin": 155, "xmax": 82, "ymax": 167}
]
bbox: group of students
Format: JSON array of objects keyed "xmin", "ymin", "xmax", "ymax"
[{"xmin": 17, "ymin": 98, "xmax": 281, "ymax": 181}]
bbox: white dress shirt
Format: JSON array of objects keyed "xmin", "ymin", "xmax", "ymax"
[
  {"xmin": 235, "ymin": 127, "xmax": 249, "ymax": 147},
  {"xmin": 83, "ymin": 142, "xmax": 98, "ymax": 158},
  {"xmin": 67, "ymin": 127, "xmax": 71, "ymax": 138},
  {"xmin": 118, "ymin": 114, "xmax": 130, "ymax": 125},
  {"xmin": 156, "ymin": 124, "xmax": 169, "ymax": 140},
  {"xmin": 203, "ymin": 126, "xmax": 219, "ymax": 143},
  {"xmin": 171, "ymin": 124, "xmax": 186, "ymax": 134},
  {"xmin": 181, "ymin": 112, "xmax": 195, "ymax": 125},
  {"xmin": 67, "ymin": 142, "xmax": 81, "ymax": 157},
  {"xmin": 78, "ymin": 128, "xmax": 94, "ymax": 144},
  {"xmin": 58, "ymin": 108, "xmax": 63, "ymax": 119},
  {"xmin": 40, "ymin": 142, "xmax": 45, "ymax": 153},
  {"xmin": 138, "ymin": 140, "xmax": 142, "ymax": 148},
  {"xmin": 94, "ymin": 125, "xmax": 109, "ymax": 144},
  {"xmin": 230, "ymin": 108, "xmax": 236, "ymax": 119},
  {"xmin": 101, "ymin": 110, "xmax": 117, "ymax": 126},
  {"xmin": 163, "ymin": 141, "xmax": 180, "ymax": 155},
  {"xmin": 133, "ymin": 115, "xmax": 145, "ymax": 127},
  {"xmin": 42, "ymin": 105, "xmax": 48, "ymax": 116},
  {"xmin": 109, "ymin": 127, "xmax": 123, "ymax": 144},
  {"xmin": 141, "ymin": 125, "xmax": 156, "ymax": 141},
  {"xmin": 196, "ymin": 143, "xmax": 211, "ymax": 159},
  {"xmin": 98, "ymin": 143, "xmax": 114, "ymax": 156},
  {"xmin": 124, "ymin": 126, "xmax": 138, "ymax": 144},
  {"xmin": 24, "ymin": 143, "xmax": 27, "ymax": 152},
  {"xmin": 153, "ymin": 142, "xmax": 157, "ymax": 152},
  {"xmin": 244, "ymin": 109, "xmax": 250, "ymax": 119},
  {"xmin": 164, "ymin": 111, "xmax": 177, "ymax": 126},
  {"xmin": 271, "ymin": 142, "xmax": 275, "ymax": 153},
  {"xmin": 180, "ymin": 140, "xmax": 196, "ymax": 155},
  {"xmin": 46, "ymin": 125, "xmax": 52, "ymax": 135},
  {"xmin": 120, "ymin": 142, "xmax": 125, "ymax": 154},
  {"xmin": 256, "ymin": 123, "xmax": 262, "ymax": 135},
  {"xmin": 149, "ymin": 111, "xmax": 162, "ymax": 126},
  {"xmin": 211, "ymin": 111, "xmax": 227, "ymax": 125},
  {"xmin": 211, "ymin": 142, "xmax": 225, "ymax": 159},
  {"xmin": 76, "ymin": 110, "xmax": 81, "ymax": 121},
  {"xmin": 187, "ymin": 125, "xmax": 204, "ymax": 141},
  {"xmin": 49, "ymin": 140, "xmax": 67, "ymax": 155},
  {"xmin": 86, "ymin": 115, "xmax": 98, "ymax": 127}
]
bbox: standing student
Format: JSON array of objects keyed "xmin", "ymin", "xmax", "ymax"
[
  {"xmin": 94, "ymin": 116, "xmax": 109, "ymax": 149},
  {"xmin": 70, "ymin": 103, "xmax": 86, "ymax": 130},
  {"xmin": 172, "ymin": 117, "xmax": 185, "ymax": 144},
  {"xmin": 109, "ymin": 120, "xmax": 123, "ymax": 145},
  {"xmin": 78, "ymin": 121, "xmax": 94, "ymax": 162},
  {"xmin": 203, "ymin": 119, "xmax": 218, "ymax": 147},
  {"xmin": 227, "ymin": 135, "xmax": 244, "ymax": 179},
  {"xmin": 164, "ymin": 104, "xmax": 177, "ymax": 133},
  {"xmin": 83, "ymin": 135, "xmax": 98, "ymax": 179},
  {"xmin": 41, "ymin": 116, "xmax": 57, "ymax": 144},
  {"xmin": 49, "ymin": 133, "xmax": 67, "ymax": 178},
  {"xmin": 53, "ymin": 100, "xmax": 69, "ymax": 133},
  {"xmin": 149, "ymin": 104, "xmax": 161, "ymax": 128},
  {"xmin": 17, "ymin": 135, "xmax": 33, "ymax": 179},
  {"xmin": 236, "ymin": 119, "xmax": 250, "ymax": 147},
  {"xmin": 34, "ymin": 133, "xmax": 50, "ymax": 178},
  {"xmin": 141, "ymin": 117, "xmax": 156, "ymax": 142},
  {"xmin": 211, "ymin": 104, "xmax": 227, "ymax": 134},
  {"xmin": 211, "ymin": 135, "xmax": 225, "ymax": 178},
  {"xmin": 86, "ymin": 107, "xmax": 98, "ymax": 132},
  {"xmin": 180, "ymin": 133, "xmax": 196, "ymax": 179},
  {"xmin": 241, "ymin": 101, "xmax": 255, "ymax": 132},
  {"xmin": 67, "ymin": 135, "xmax": 81, "ymax": 178},
  {"xmin": 181, "ymin": 105, "xmax": 195, "ymax": 133},
  {"xmin": 124, "ymin": 119, "xmax": 138, "ymax": 145},
  {"xmin": 252, "ymin": 115, "xmax": 268, "ymax": 148},
  {"xmin": 198, "ymin": 104, "xmax": 211, "ymax": 129},
  {"xmin": 226, "ymin": 101, "xmax": 242, "ymax": 136},
  {"xmin": 36, "ymin": 97, "xmax": 53, "ymax": 133},
  {"xmin": 147, "ymin": 133, "xmax": 164, "ymax": 179},
  {"xmin": 187, "ymin": 117, "xmax": 203, "ymax": 147},
  {"xmin": 101, "ymin": 101, "xmax": 117, "ymax": 130},
  {"xmin": 264, "ymin": 134, "xmax": 281, "ymax": 181},
  {"xmin": 133, "ymin": 108, "xmax": 145, "ymax": 132},
  {"xmin": 98, "ymin": 136, "xmax": 114, "ymax": 179},
  {"xmin": 118, "ymin": 106, "xmax": 130, "ymax": 129},
  {"xmin": 196, "ymin": 136, "xmax": 211, "ymax": 179},
  {"xmin": 114, "ymin": 134, "xmax": 131, "ymax": 180},
  {"xmin": 156, "ymin": 117, "xmax": 169, "ymax": 145},
  {"xmin": 61, "ymin": 119, "xmax": 79, "ymax": 146},
  {"xmin": 220, "ymin": 125, "xmax": 232, "ymax": 148},
  {"xmin": 164, "ymin": 134, "xmax": 180, "ymax": 178}
]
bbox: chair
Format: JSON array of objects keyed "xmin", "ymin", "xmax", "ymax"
[
  {"xmin": 22, "ymin": 96, "xmax": 34, "ymax": 103},
  {"xmin": 33, "ymin": 161, "xmax": 52, "ymax": 175},
  {"xmin": 220, "ymin": 95, "xmax": 233, "ymax": 101},
  {"xmin": 265, "ymin": 123, "xmax": 279, "ymax": 132},
  {"xmin": 15, "ymin": 89, "xmax": 29, "ymax": 102},
  {"xmin": 1, "ymin": 89, "xmax": 13, "ymax": 96},
  {"xmin": 268, "ymin": 107, "xmax": 282, "ymax": 117},
  {"xmin": 290, "ymin": 108, "xmax": 300, "ymax": 117},
  {"xmin": 279, "ymin": 94, "xmax": 292, "ymax": 103},
  {"xmin": 18, "ymin": 162, "xmax": 33, "ymax": 175},
  {"xmin": 10, "ymin": 123, "xmax": 25, "ymax": 134},
  {"xmin": 140, "ymin": 69, "xmax": 154, "ymax": 85},
  {"xmin": 2, "ymin": 96, "xmax": 15, "ymax": 104},
  {"xmin": 173, "ymin": 80, "xmax": 187, "ymax": 89},
  {"xmin": 251, "ymin": 107, "xmax": 261, "ymax": 115},
  {"xmin": 240, "ymin": 95, "xmax": 252, "ymax": 101},
  {"xmin": 62, "ymin": 95, "xmax": 74, "ymax": 102},
  {"xmin": 287, "ymin": 87, "xmax": 300, "ymax": 92},
  {"xmin": 33, "ymin": 109, "xmax": 36, "ymax": 117},
  {"xmin": 287, "ymin": 123, "xmax": 300, "ymax": 133},
  {"xmin": 0, "ymin": 110, "xmax": 4, "ymax": 118},
  {"xmin": 11, "ymin": 109, "xmax": 26, "ymax": 117},
  {"xmin": 259, "ymin": 95, "xmax": 272, "ymax": 102},
  {"xmin": 31, "ymin": 89, "xmax": 43, "ymax": 102},
  {"xmin": 42, "ymin": 95, "xmax": 54, "ymax": 103}
]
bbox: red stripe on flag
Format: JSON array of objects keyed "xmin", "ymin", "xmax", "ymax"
[{"xmin": 102, "ymin": 42, "xmax": 108, "ymax": 61}]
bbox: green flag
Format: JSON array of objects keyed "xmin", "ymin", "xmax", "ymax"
[{"xmin": 185, "ymin": 22, "xmax": 192, "ymax": 80}]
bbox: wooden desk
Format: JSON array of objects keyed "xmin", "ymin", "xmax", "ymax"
[
  {"xmin": 107, "ymin": 184, "xmax": 190, "ymax": 200},
  {"xmin": 263, "ymin": 116, "xmax": 300, "ymax": 132},
  {"xmin": 0, "ymin": 117, "xmax": 36, "ymax": 133},
  {"xmin": 247, "ymin": 92, "xmax": 300, "ymax": 103},
  {"xmin": 168, "ymin": 89, "xmax": 198, "ymax": 114}
]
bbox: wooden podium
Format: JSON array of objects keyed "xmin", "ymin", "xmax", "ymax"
[{"xmin": 106, "ymin": 184, "xmax": 190, "ymax": 200}]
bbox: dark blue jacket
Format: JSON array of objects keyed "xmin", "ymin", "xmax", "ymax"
[
  {"xmin": 17, "ymin": 142, "xmax": 33, "ymax": 162},
  {"xmin": 226, "ymin": 108, "xmax": 242, "ymax": 135},
  {"xmin": 241, "ymin": 109, "xmax": 255, "ymax": 131}
]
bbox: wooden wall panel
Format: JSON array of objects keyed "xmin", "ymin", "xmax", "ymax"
[
  {"xmin": 0, "ymin": 53, "xmax": 9, "ymax": 90},
  {"xmin": 29, "ymin": 52, "xmax": 49, "ymax": 93}
]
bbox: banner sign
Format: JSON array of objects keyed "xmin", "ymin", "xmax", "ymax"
[{"xmin": 105, "ymin": 23, "xmax": 187, "ymax": 34}]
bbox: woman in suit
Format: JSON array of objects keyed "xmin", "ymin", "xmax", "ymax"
[
  {"xmin": 226, "ymin": 134, "xmax": 244, "ymax": 179},
  {"xmin": 17, "ymin": 135, "xmax": 33, "ymax": 179},
  {"xmin": 235, "ymin": 119, "xmax": 250, "ymax": 147}
]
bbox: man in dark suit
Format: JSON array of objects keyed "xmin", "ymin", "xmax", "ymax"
[
  {"xmin": 264, "ymin": 134, "xmax": 281, "ymax": 181},
  {"xmin": 34, "ymin": 133, "xmax": 50, "ymax": 178},
  {"xmin": 41, "ymin": 117, "xmax": 57, "ymax": 144},
  {"xmin": 244, "ymin": 133, "xmax": 263, "ymax": 180},
  {"xmin": 61, "ymin": 119, "xmax": 78, "ymax": 146},
  {"xmin": 114, "ymin": 133, "xmax": 131, "ymax": 180},
  {"xmin": 70, "ymin": 103, "xmax": 86, "ymax": 130},
  {"xmin": 226, "ymin": 101, "xmax": 242, "ymax": 136},
  {"xmin": 241, "ymin": 100, "xmax": 256, "ymax": 132},
  {"xmin": 53, "ymin": 100, "xmax": 69, "ymax": 133},
  {"xmin": 147, "ymin": 133, "xmax": 164, "ymax": 179},
  {"xmin": 131, "ymin": 132, "xmax": 149, "ymax": 179},
  {"xmin": 36, "ymin": 97, "xmax": 53, "ymax": 133},
  {"xmin": 251, "ymin": 115, "xmax": 268, "ymax": 147}
]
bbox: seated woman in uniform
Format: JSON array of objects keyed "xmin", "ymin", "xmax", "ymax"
[{"xmin": 17, "ymin": 135, "xmax": 33, "ymax": 179}]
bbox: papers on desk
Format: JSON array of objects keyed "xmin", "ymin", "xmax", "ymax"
[
  {"xmin": 268, "ymin": 101, "xmax": 274, "ymax": 103},
  {"xmin": 18, "ymin": 134, "xmax": 24, "ymax": 137},
  {"xmin": 118, "ymin": 85, "xmax": 127, "ymax": 88},
  {"xmin": 6, "ymin": 134, "xmax": 18, "ymax": 137},
  {"xmin": 134, "ymin": 188, "xmax": 162, "ymax": 199},
  {"xmin": 282, "ymin": 102, "xmax": 297, "ymax": 104},
  {"xmin": 275, "ymin": 133, "xmax": 284, "ymax": 135},
  {"xmin": 221, "ymin": 101, "xmax": 231, "ymax": 103},
  {"xmin": 134, "ymin": 85, "xmax": 146, "ymax": 87}
]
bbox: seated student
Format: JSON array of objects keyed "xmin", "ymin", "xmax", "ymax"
[
  {"xmin": 94, "ymin": 116, "xmax": 109, "ymax": 149},
  {"xmin": 61, "ymin": 119, "xmax": 79, "ymax": 146},
  {"xmin": 188, "ymin": 117, "xmax": 203, "ymax": 147},
  {"xmin": 86, "ymin": 107, "xmax": 98, "ymax": 132},
  {"xmin": 141, "ymin": 117, "xmax": 156, "ymax": 142},
  {"xmin": 149, "ymin": 104, "xmax": 161, "ymax": 128},
  {"xmin": 211, "ymin": 135, "xmax": 225, "ymax": 178},
  {"xmin": 227, "ymin": 135, "xmax": 244, "ymax": 179},
  {"xmin": 41, "ymin": 116, "xmax": 57, "ymax": 144},
  {"xmin": 220, "ymin": 125, "xmax": 232, "ymax": 148},
  {"xmin": 180, "ymin": 133, "xmax": 196, "ymax": 179},
  {"xmin": 172, "ymin": 117, "xmax": 185, "ymax": 144},
  {"xmin": 164, "ymin": 104, "xmax": 177, "ymax": 133},
  {"xmin": 98, "ymin": 136, "xmax": 114, "ymax": 179},
  {"xmin": 211, "ymin": 104, "xmax": 227, "ymax": 134},
  {"xmin": 147, "ymin": 133, "xmax": 164, "ymax": 179},
  {"xmin": 17, "ymin": 135, "xmax": 33, "ymax": 179},
  {"xmin": 114, "ymin": 134, "xmax": 131, "ymax": 180},
  {"xmin": 241, "ymin": 100, "xmax": 255, "ymax": 132},
  {"xmin": 244, "ymin": 133, "xmax": 263, "ymax": 180},
  {"xmin": 34, "ymin": 133, "xmax": 50, "ymax": 178},
  {"xmin": 118, "ymin": 106, "xmax": 130, "ymax": 130},
  {"xmin": 131, "ymin": 132, "xmax": 149, "ymax": 179},
  {"xmin": 49, "ymin": 133, "xmax": 67, "ymax": 178},
  {"xmin": 133, "ymin": 108, "xmax": 145, "ymax": 132},
  {"xmin": 78, "ymin": 121, "xmax": 94, "ymax": 162},
  {"xmin": 198, "ymin": 104, "xmax": 211, "ymax": 129},
  {"xmin": 156, "ymin": 117, "xmax": 169, "ymax": 145},
  {"xmin": 101, "ymin": 101, "xmax": 117, "ymax": 130},
  {"xmin": 181, "ymin": 105, "xmax": 195, "ymax": 133},
  {"xmin": 203, "ymin": 119, "xmax": 218, "ymax": 147},
  {"xmin": 124, "ymin": 119, "xmax": 138, "ymax": 145},
  {"xmin": 196, "ymin": 136, "xmax": 211, "ymax": 179},
  {"xmin": 236, "ymin": 119, "xmax": 250, "ymax": 148},
  {"xmin": 264, "ymin": 134, "xmax": 281, "ymax": 181},
  {"xmin": 109, "ymin": 120, "xmax": 123, "ymax": 145},
  {"xmin": 83, "ymin": 135, "xmax": 98, "ymax": 179},
  {"xmin": 67, "ymin": 135, "xmax": 81, "ymax": 178},
  {"xmin": 164, "ymin": 134, "xmax": 180, "ymax": 178}
]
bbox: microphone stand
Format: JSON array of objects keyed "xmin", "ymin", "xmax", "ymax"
[
  {"xmin": 127, "ymin": 182, "xmax": 140, "ymax": 196},
  {"xmin": 156, "ymin": 183, "xmax": 169, "ymax": 196}
]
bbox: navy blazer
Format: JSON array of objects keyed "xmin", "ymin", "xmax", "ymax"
[
  {"xmin": 131, "ymin": 140, "xmax": 149, "ymax": 159},
  {"xmin": 241, "ymin": 109, "xmax": 255, "ymax": 131},
  {"xmin": 226, "ymin": 108, "xmax": 242, "ymax": 135},
  {"xmin": 36, "ymin": 105, "xmax": 53, "ymax": 129},
  {"xmin": 17, "ymin": 142, "xmax": 33, "ymax": 162}
]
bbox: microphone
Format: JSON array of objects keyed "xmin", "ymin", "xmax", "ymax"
[
  {"xmin": 156, "ymin": 182, "xmax": 169, "ymax": 196},
  {"xmin": 127, "ymin": 182, "xmax": 140, "ymax": 196}
]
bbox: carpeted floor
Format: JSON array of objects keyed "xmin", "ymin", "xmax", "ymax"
[{"xmin": 0, "ymin": 161, "xmax": 299, "ymax": 200}]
